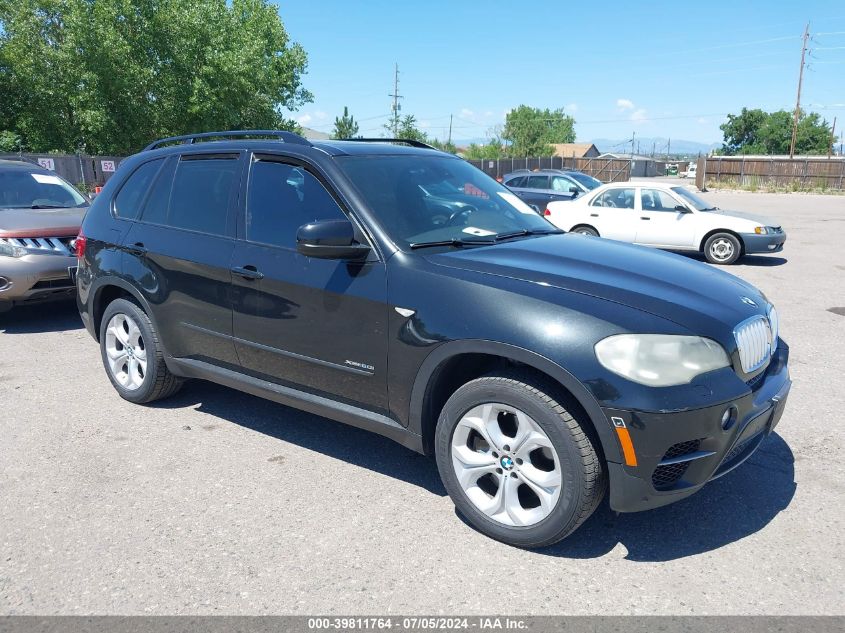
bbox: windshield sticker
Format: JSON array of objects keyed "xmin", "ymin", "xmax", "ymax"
[
  {"xmin": 497, "ymin": 191, "xmax": 536, "ymax": 214},
  {"xmin": 462, "ymin": 227, "xmax": 496, "ymax": 237},
  {"xmin": 31, "ymin": 173, "xmax": 64, "ymax": 185}
]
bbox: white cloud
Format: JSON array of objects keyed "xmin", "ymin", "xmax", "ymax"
[
  {"xmin": 484, "ymin": 110, "xmax": 493, "ymax": 117},
  {"xmin": 296, "ymin": 113, "xmax": 312, "ymax": 125},
  {"xmin": 314, "ymin": 110, "xmax": 328, "ymax": 120},
  {"xmin": 616, "ymin": 98, "xmax": 635, "ymax": 111},
  {"xmin": 697, "ymin": 117, "xmax": 707, "ymax": 124},
  {"xmin": 630, "ymin": 109, "xmax": 648, "ymax": 123},
  {"xmin": 460, "ymin": 108, "xmax": 475, "ymax": 118},
  {"xmin": 566, "ymin": 103, "xmax": 578, "ymax": 113}
]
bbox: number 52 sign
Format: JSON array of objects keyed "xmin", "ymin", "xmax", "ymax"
[{"xmin": 100, "ymin": 160, "xmax": 116, "ymax": 173}]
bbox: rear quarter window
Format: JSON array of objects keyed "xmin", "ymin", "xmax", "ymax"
[{"xmin": 113, "ymin": 158, "xmax": 165, "ymax": 219}]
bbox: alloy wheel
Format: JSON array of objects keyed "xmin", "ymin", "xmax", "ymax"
[
  {"xmin": 104, "ymin": 313, "xmax": 147, "ymax": 391},
  {"xmin": 451, "ymin": 403, "xmax": 562, "ymax": 527},
  {"xmin": 709, "ymin": 238, "xmax": 735, "ymax": 262}
]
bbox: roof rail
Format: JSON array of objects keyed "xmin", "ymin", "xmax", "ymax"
[
  {"xmin": 143, "ymin": 130, "xmax": 313, "ymax": 152},
  {"xmin": 346, "ymin": 138, "xmax": 439, "ymax": 151}
]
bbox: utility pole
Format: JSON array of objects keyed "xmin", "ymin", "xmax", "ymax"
[
  {"xmin": 631, "ymin": 131, "xmax": 636, "ymax": 159},
  {"xmin": 389, "ymin": 63, "xmax": 403, "ymax": 137},
  {"xmin": 789, "ymin": 23, "xmax": 810, "ymax": 159},
  {"xmin": 828, "ymin": 117, "xmax": 836, "ymax": 159},
  {"xmin": 667, "ymin": 138, "xmax": 671, "ymax": 160},
  {"xmin": 447, "ymin": 114, "xmax": 453, "ymax": 146}
]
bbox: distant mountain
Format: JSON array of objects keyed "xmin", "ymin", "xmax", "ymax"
[{"xmin": 589, "ymin": 137, "xmax": 721, "ymax": 156}]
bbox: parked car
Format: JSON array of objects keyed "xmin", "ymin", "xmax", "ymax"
[
  {"xmin": 544, "ymin": 181, "xmax": 786, "ymax": 264},
  {"xmin": 681, "ymin": 162, "xmax": 697, "ymax": 179},
  {"xmin": 77, "ymin": 131, "xmax": 790, "ymax": 548},
  {"xmin": 0, "ymin": 158, "xmax": 89, "ymax": 312},
  {"xmin": 503, "ymin": 169, "xmax": 602, "ymax": 212}
]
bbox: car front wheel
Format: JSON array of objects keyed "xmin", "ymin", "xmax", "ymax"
[
  {"xmin": 435, "ymin": 372, "xmax": 606, "ymax": 548},
  {"xmin": 704, "ymin": 232, "xmax": 742, "ymax": 265}
]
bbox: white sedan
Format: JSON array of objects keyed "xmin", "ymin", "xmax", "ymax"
[{"xmin": 543, "ymin": 182, "xmax": 786, "ymax": 264}]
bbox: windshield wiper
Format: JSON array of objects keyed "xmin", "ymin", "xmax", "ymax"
[
  {"xmin": 30, "ymin": 204, "xmax": 70, "ymax": 209},
  {"xmin": 493, "ymin": 228, "xmax": 565, "ymax": 241},
  {"xmin": 409, "ymin": 237, "xmax": 496, "ymax": 249}
]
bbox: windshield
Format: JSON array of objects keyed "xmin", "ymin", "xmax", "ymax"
[
  {"xmin": 336, "ymin": 155, "xmax": 557, "ymax": 248},
  {"xmin": 671, "ymin": 186, "xmax": 715, "ymax": 211},
  {"xmin": 568, "ymin": 172, "xmax": 602, "ymax": 190},
  {"xmin": 0, "ymin": 170, "xmax": 88, "ymax": 209}
]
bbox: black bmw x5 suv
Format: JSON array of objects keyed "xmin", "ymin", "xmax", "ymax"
[{"xmin": 77, "ymin": 130, "xmax": 791, "ymax": 548}]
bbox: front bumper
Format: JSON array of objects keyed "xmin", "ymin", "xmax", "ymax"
[
  {"xmin": 741, "ymin": 231, "xmax": 786, "ymax": 254},
  {"xmin": 0, "ymin": 253, "xmax": 77, "ymax": 308},
  {"xmin": 605, "ymin": 341, "xmax": 791, "ymax": 513}
]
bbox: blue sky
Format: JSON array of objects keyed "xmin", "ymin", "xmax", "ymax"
[{"xmin": 276, "ymin": 0, "xmax": 845, "ymax": 146}]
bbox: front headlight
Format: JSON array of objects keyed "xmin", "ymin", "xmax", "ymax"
[
  {"xmin": 768, "ymin": 305, "xmax": 779, "ymax": 351},
  {"xmin": 754, "ymin": 226, "xmax": 770, "ymax": 234},
  {"xmin": 595, "ymin": 334, "xmax": 730, "ymax": 387},
  {"xmin": 0, "ymin": 242, "xmax": 28, "ymax": 258}
]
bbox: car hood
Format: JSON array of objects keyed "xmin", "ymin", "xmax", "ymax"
[
  {"xmin": 425, "ymin": 234, "xmax": 768, "ymax": 336},
  {"xmin": 704, "ymin": 208, "xmax": 780, "ymax": 227},
  {"xmin": 0, "ymin": 206, "xmax": 86, "ymax": 237}
]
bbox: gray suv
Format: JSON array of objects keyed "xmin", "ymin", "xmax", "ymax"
[
  {"xmin": 504, "ymin": 169, "xmax": 602, "ymax": 206},
  {"xmin": 0, "ymin": 158, "xmax": 88, "ymax": 312}
]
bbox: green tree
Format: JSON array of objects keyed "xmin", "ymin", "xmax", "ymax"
[
  {"xmin": 331, "ymin": 106, "xmax": 359, "ymax": 139},
  {"xmin": 501, "ymin": 105, "xmax": 575, "ymax": 157},
  {"xmin": 385, "ymin": 114, "xmax": 428, "ymax": 142},
  {"xmin": 428, "ymin": 138, "xmax": 457, "ymax": 154},
  {"xmin": 463, "ymin": 140, "xmax": 505, "ymax": 160},
  {"xmin": 720, "ymin": 108, "xmax": 832, "ymax": 155},
  {"xmin": 0, "ymin": 0, "xmax": 312, "ymax": 154}
]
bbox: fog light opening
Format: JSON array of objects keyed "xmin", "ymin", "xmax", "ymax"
[
  {"xmin": 721, "ymin": 406, "xmax": 737, "ymax": 431},
  {"xmin": 0, "ymin": 277, "xmax": 10, "ymax": 291}
]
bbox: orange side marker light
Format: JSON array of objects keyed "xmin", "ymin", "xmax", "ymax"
[{"xmin": 611, "ymin": 416, "xmax": 638, "ymax": 467}]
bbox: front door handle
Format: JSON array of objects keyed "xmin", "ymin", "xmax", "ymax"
[
  {"xmin": 126, "ymin": 242, "xmax": 147, "ymax": 256},
  {"xmin": 590, "ymin": 213, "xmax": 599, "ymax": 217},
  {"xmin": 231, "ymin": 265, "xmax": 264, "ymax": 280},
  {"xmin": 640, "ymin": 216, "xmax": 651, "ymax": 220}
]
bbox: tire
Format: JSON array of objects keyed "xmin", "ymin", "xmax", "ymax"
[
  {"xmin": 99, "ymin": 298, "xmax": 183, "ymax": 404},
  {"xmin": 571, "ymin": 225, "xmax": 599, "ymax": 237},
  {"xmin": 435, "ymin": 371, "xmax": 606, "ymax": 548},
  {"xmin": 704, "ymin": 232, "xmax": 742, "ymax": 265}
]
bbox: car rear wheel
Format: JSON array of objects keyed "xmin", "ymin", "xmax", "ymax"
[
  {"xmin": 100, "ymin": 298, "xmax": 183, "ymax": 404},
  {"xmin": 571, "ymin": 225, "xmax": 599, "ymax": 237},
  {"xmin": 435, "ymin": 371, "xmax": 606, "ymax": 548},
  {"xmin": 704, "ymin": 232, "xmax": 741, "ymax": 265}
]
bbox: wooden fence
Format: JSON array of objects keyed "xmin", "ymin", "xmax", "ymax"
[
  {"xmin": 468, "ymin": 156, "xmax": 631, "ymax": 183},
  {"xmin": 0, "ymin": 152, "xmax": 123, "ymax": 190},
  {"xmin": 696, "ymin": 156, "xmax": 845, "ymax": 191}
]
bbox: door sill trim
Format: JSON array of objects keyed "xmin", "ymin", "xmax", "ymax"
[{"xmin": 167, "ymin": 357, "xmax": 423, "ymax": 453}]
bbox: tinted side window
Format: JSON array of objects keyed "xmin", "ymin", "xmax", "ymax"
[
  {"xmin": 113, "ymin": 159, "xmax": 164, "ymax": 219},
  {"xmin": 526, "ymin": 175, "xmax": 549, "ymax": 189},
  {"xmin": 247, "ymin": 160, "xmax": 346, "ymax": 249},
  {"xmin": 168, "ymin": 156, "xmax": 238, "ymax": 235},
  {"xmin": 505, "ymin": 176, "xmax": 526, "ymax": 187},
  {"xmin": 138, "ymin": 157, "xmax": 177, "ymax": 225}
]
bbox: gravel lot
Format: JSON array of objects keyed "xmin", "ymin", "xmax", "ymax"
[{"xmin": 1, "ymin": 190, "xmax": 843, "ymax": 615}]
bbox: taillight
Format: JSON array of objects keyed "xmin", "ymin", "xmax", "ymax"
[
  {"xmin": 543, "ymin": 208, "xmax": 551, "ymax": 216},
  {"xmin": 74, "ymin": 233, "xmax": 87, "ymax": 259}
]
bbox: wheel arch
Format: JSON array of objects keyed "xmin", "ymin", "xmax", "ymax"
[
  {"xmin": 409, "ymin": 340, "xmax": 621, "ymax": 464},
  {"xmin": 570, "ymin": 224, "xmax": 599, "ymax": 236},
  {"xmin": 700, "ymin": 228, "xmax": 745, "ymax": 255},
  {"xmin": 89, "ymin": 277, "xmax": 157, "ymax": 342}
]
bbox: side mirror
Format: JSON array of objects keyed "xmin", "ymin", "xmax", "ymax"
[
  {"xmin": 296, "ymin": 219, "xmax": 370, "ymax": 260},
  {"xmin": 674, "ymin": 205, "xmax": 690, "ymax": 213},
  {"xmin": 569, "ymin": 186, "xmax": 580, "ymax": 194}
]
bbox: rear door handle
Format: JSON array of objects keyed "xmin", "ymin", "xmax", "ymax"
[
  {"xmin": 590, "ymin": 213, "xmax": 599, "ymax": 217},
  {"xmin": 231, "ymin": 265, "xmax": 264, "ymax": 280},
  {"xmin": 640, "ymin": 216, "xmax": 651, "ymax": 220},
  {"xmin": 126, "ymin": 242, "xmax": 147, "ymax": 256}
]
